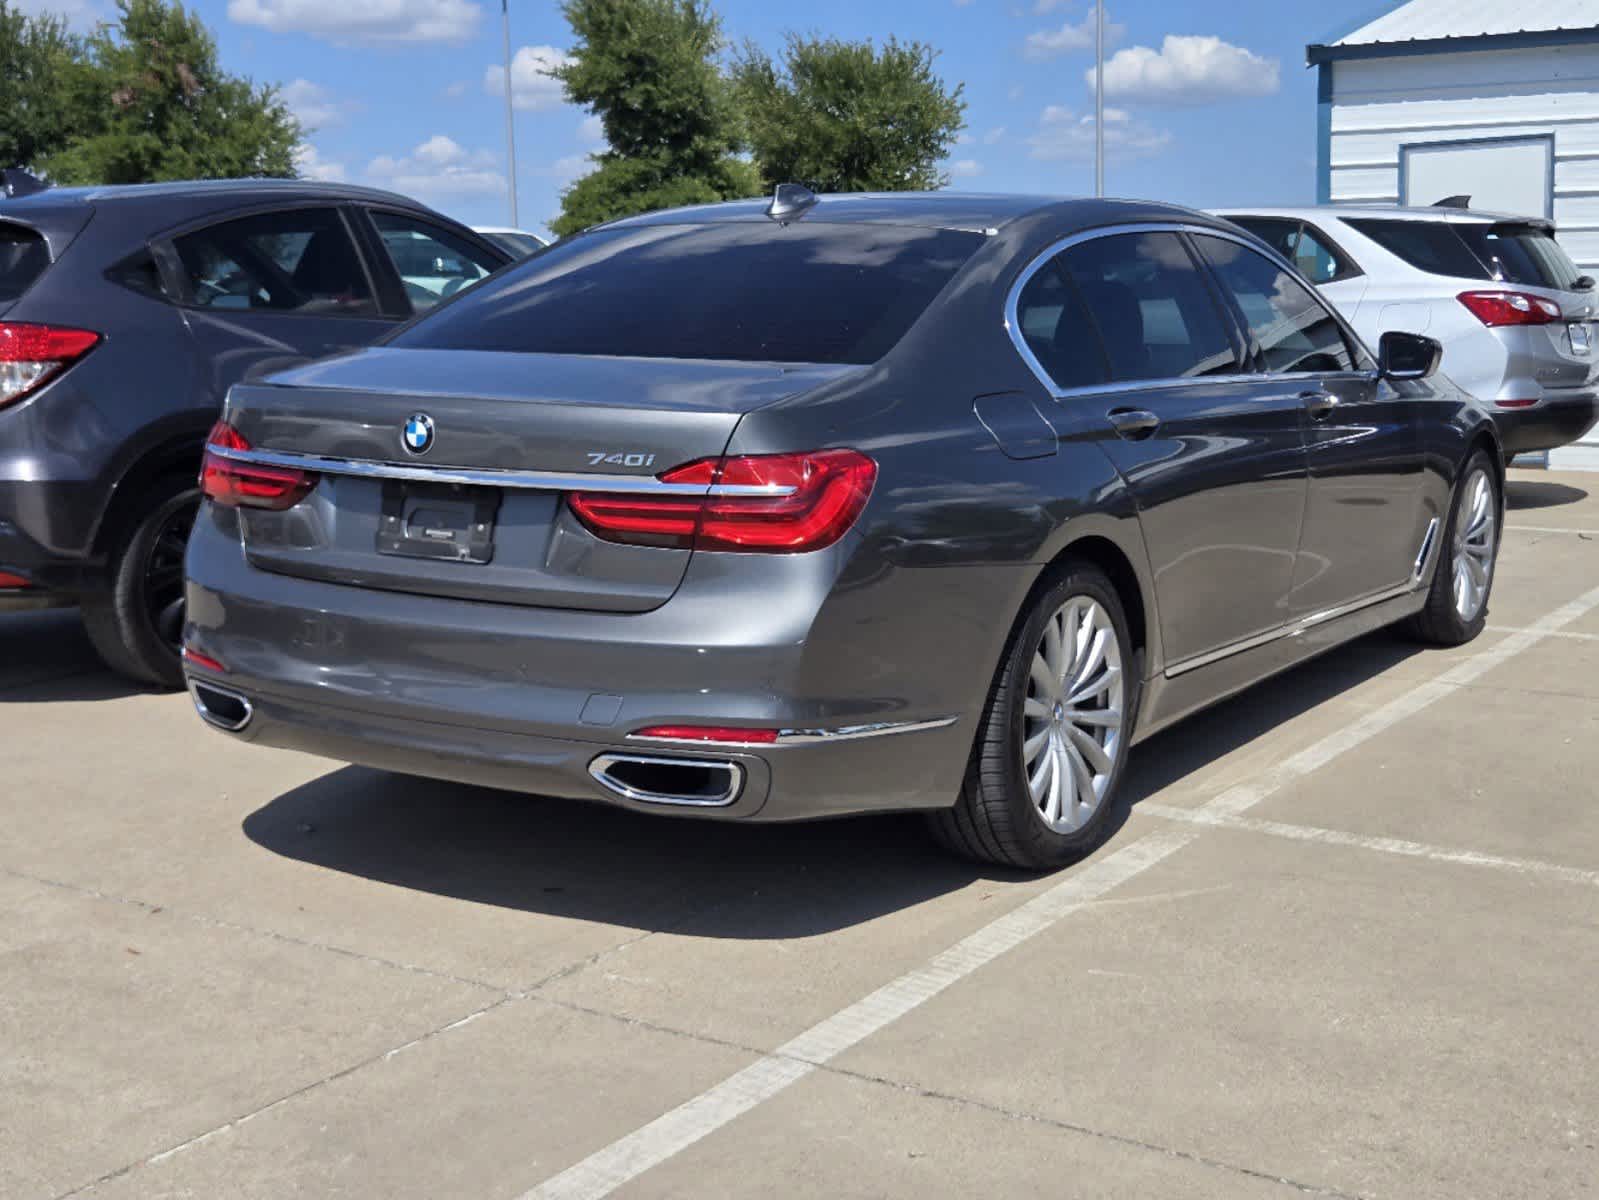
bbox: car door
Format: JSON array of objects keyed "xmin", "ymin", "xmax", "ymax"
[
  {"xmin": 1190, "ymin": 231, "xmax": 1430, "ymax": 619},
  {"xmin": 163, "ymin": 205, "xmax": 396, "ymax": 405},
  {"xmin": 1015, "ymin": 228, "xmax": 1309, "ymax": 669},
  {"xmin": 353, "ymin": 207, "xmax": 509, "ymax": 317}
]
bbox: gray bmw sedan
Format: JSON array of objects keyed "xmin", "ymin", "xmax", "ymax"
[{"xmin": 182, "ymin": 192, "xmax": 1504, "ymax": 869}]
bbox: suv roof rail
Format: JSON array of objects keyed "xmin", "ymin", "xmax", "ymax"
[
  {"xmin": 2, "ymin": 168, "xmax": 50, "ymax": 199},
  {"xmin": 1431, "ymin": 194, "xmax": 1471, "ymax": 209}
]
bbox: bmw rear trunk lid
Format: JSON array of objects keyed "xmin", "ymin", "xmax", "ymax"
[{"xmin": 218, "ymin": 347, "xmax": 859, "ymax": 613}]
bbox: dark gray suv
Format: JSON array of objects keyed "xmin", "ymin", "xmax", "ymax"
[{"xmin": 0, "ymin": 179, "xmax": 510, "ymax": 685}]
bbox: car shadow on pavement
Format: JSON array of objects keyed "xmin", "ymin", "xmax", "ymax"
[
  {"xmin": 0, "ymin": 610, "xmax": 151, "ymax": 702},
  {"xmin": 1505, "ymin": 478, "xmax": 1588, "ymax": 510},
  {"xmin": 242, "ymin": 631, "xmax": 1423, "ymax": 936}
]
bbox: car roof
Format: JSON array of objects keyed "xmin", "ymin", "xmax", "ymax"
[
  {"xmin": 0, "ymin": 177, "xmax": 432, "ymax": 219},
  {"xmin": 601, "ymin": 191, "xmax": 1238, "ymax": 235},
  {"xmin": 1212, "ymin": 204, "xmax": 1550, "ymax": 227}
]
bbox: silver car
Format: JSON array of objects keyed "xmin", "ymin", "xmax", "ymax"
[{"xmin": 1216, "ymin": 205, "xmax": 1599, "ymax": 454}]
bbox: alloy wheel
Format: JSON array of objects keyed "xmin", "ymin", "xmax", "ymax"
[
  {"xmin": 1452, "ymin": 467, "xmax": 1496, "ymax": 622},
  {"xmin": 143, "ymin": 496, "xmax": 199, "ymax": 654},
  {"xmin": 1021, "ymin": 595, "xmax": 1125, "ymax": 834}
]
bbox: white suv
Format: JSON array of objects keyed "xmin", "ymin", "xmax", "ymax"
[{"xmin": 1214, "ymin": 205, "xmax": 1599, "ymax": 455}]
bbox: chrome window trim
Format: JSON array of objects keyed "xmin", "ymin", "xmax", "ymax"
[
  {"xmin": 626, "ymin": 715, "xmax": 959, "ymax": 749},
  {"xmin": 1004, "ymin": 221, "xmax": 1377, "ymax": 400},
  {"xmin": 1164, "ymin": 578, "xmax": 1422, "ymax": 678},
  {"xmin": 204, "ymin": 444, "xmax": 797, "ymax": 497}
]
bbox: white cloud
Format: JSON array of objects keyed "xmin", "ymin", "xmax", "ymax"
[
  {"xmin": 949, "ymin": 159, "xmax": 983, "ymax": 178},
  {"xmin": 1088, "ymin": 34, "xmax": 1280, "ymax": 105},
  {"xmin": 443, "ymin": 81, "xmax": 470, "ymax": 99},
  {"xmin": 955, "ymin": 131, "xmax": 975, "ymax": 146},
  {"xmin": 485, "ymin": 45, "xmax": 571, "ymax": 113},
  {"xmin": 1025, "ymin": 10, "xmax": 1123, "ymax": 61},
  {"xmin": 578, "ymin": 114, "xmax": 605, "ymax": 144},
  {"xmin": 983, "ymin": 126, "xmax": 1008, "ymax": 145},
  {"xmin": 366, "ymin": 135, "xmax": 505, "ymax": 199},
  {"xmin": 293, "ymin": 143, "xmax": 346, "ymax": 182},
  {"xmin": 1027, "ymin": 104, "xmax": 1171, "ymax": 162},
  {"xmin": 1008, "ymin": 84, "xmax": 1025, "ymax": 101},
  {"xmin": 280, "ymin": 79, "xmax": 343, "ymax": 130},
  {"xmin": 227, "ymin": 0, "xmax": 481, "ymax": 46}
]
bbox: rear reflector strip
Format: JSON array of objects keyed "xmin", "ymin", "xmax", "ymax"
[
  {"xmin": 1494, "ymin": 399, "xmax": 1539, "ymax": 409},
  {"xmin": 181, "ymin": 647, "xmax": 227, "ymax": 674},
  {"xmin": 628, "ymin": 716, "xmax": 960, "ymax": 747},
  {"xmin": 0, "ymin": 570, "xmax": 33, "ymax": 589}
]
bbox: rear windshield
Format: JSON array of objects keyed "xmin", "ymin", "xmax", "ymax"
[
  {"xmin": 0, "ymin": 223, "xmax": 50, "ymax": 302},
  {"xmin": 1344, "ymin": 218, "xmax": 1488, "ymax": 280},
  {"xmin": 389, "ymin": 222, "xmax": 985, "ymax": 365},
  {"xmin": 1455, "ymin": 223, "xmax": 1586, "ymax": 291}
]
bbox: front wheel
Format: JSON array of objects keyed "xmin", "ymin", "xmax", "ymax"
[
  {"xmin": 929, "ymin": 562, "xmax": 1138, "ymax": 870},
  {"xmin": 1406, "ymin": 449, "xmax": 1500, "ymax": 646},
  {"xmin": 82, "ymin": 474, "xmax": 200, "ymax": 688}
]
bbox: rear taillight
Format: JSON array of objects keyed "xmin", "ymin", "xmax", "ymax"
[
  {"xmin": 631, "ymin": 725, "xmax": 781, "ymax": 744},
  {"xmin": 200, "ymin": 421, "xmax": 318, "ymax": 511},
  {"xmin": 569, "ymin": 449, "xmax": 877, "ymax": 554},
  {"xmin": 1458, "ymin": 290, "xmax": 1563, "ymax": 327},
  {"xmin": 0, "ymin": 322, "xmax": 100, "ymax": 408},
  {"xmin": 0, "ymin": 570, "xmax": 33, "ymax": 590}
]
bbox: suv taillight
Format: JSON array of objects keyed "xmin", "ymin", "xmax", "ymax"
[
  {"xmin": 569, "ymin": 449, "xmax": 877, "ymax": 554},
  {"xmin": 1458, "ymin": 290, "xmax": 1563, "ymax": 327},
  {"xmin": 200, "ymin": 421, "xmax": 318, "ymax": 510},
  {"xmin": 0, "ymin": 322, "xmax": 100, "ymax": 408}
]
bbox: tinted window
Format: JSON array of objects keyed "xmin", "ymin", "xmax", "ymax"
[
  {"xmin": 173, "ymin": 208, "xmax": 376, "ymax": 315},
  {"xmin": 1015, "ymin": 261, "xmax": 1109, "ymax": 390},
  {"xmin": 370, "ymin": 211, "xmax": 503, "ymax": 313},
  {"xmin": 1344, "ymin": 218, "xmax": 1488, "ymax": 280},
  {"xmin": 1228, "ymin": 217, "xmax": 1300, "ymax": 261},
  {"xmin": 1194, "ymin": 235, "xmax": 1355, "ymax": 374},
  {"xmin": 1292, "ymin": 224, "xmax": 1358, "ymax": 286},
  {"xmin": 1057, "ymin": 232, "xmax": 1239, "ymax": 382},
  {"xmin": 107, "ymin": 250, "xmax": 168, "ymax": 299},
  {"xmin": 0, "ymin": 223, "xmax": 49, "ymax": 302},
  {"xmin": 481, "ymin": 230, "xmax": 546, "ymax": 258},
  {"xmin": 391, "ymin": 223, "xmax": 984, "ymax": 365},
  {"xmin": 1456, "ymin": 223, "xmax": 1585, "ymax": 291}
]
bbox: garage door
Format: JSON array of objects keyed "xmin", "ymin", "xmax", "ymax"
[{"xmin": 1402, "ymin": 136, "xmax": 1553, "ymax": 220}]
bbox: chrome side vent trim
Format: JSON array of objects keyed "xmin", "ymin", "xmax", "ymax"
[
  {"xmin": 188, "ymin": 680, "xmax": 254, "ymax": 732},
  {"xmin": 1414, "ymin": 517, "xmax": 1441, "ymax": 582},
  {"xmin": 588, "ymin": 754, "xmax": 743, "ymax": 808}
]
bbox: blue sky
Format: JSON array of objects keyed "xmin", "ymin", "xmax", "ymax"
[{"xmin": 23, "ymin": 0, "xmax": 1400, "ymax": 237}]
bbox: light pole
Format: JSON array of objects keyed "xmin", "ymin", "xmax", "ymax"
[
  {"xmin": 502, "ymin": 0, "xmax": 520, "ymax": 226},
  {"xmin": 1095, "ymin": 0, "xmax": 1104, "ymax": 198}
]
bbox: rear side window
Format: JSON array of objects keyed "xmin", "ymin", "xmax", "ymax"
[
  {"xmin": 391, "ymin": 223, "xmax": 984, "ymax": 365},
  {"xmin": 1015, "ymin": 262, "xmax": 1110, "ymax": 390},
  {"xmin": 1344, "ymin": 218, "xmax": 1488, "ymax": 280},
  {"xmin": 1455, "ymin": 223, "xmax": 1585, "ymax": 291},
  {"xmin": 1056, "ymin": 231, "xmax": 1239, "ymax": 383},
  {"xmin": 0, "ymin": 223, "xmax": 49, "ymax": 302},
  {"xmin": 1193, "ymin": 235, "xmax": 1355, "ymax": 374},
  {"xmin": 1228, "ymin": 217, "xmax": 1299, "ymax": 260},
  {"xmin": 172, "ymin": 207, "xmax": 376, "ymax": 316},
  {"xmin": 1228, "ymin": 218, "xmax": 1359, "ymax": 287},
  {"xmin": 107, "ymin": 250, "xmax": 168, "ymax": 299}
]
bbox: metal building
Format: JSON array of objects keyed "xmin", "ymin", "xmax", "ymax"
[{"xmin": 1310, "ymin": 2, "xmax": 1599, "ymax": 468}]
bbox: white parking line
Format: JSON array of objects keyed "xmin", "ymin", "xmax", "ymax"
[
  {"xmin": 1141, "ymin": 804, "xmax": 1599, "ymax": 888},
  {"xmin": 1506, "ymin": 525, "xmax": 1598, "ymax": 535},
  {"xmin": 1487, "ymin": 624, "xmax": 1599, "ymax": 643},
  {"xmin": 517, "ymin": 580, "xmax": 1599, "ymax": 1200}
]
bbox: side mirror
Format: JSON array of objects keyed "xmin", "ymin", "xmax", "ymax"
[{"xmin": 1379, "ymin": 330, "xmax": 1442, "ymax": 381}]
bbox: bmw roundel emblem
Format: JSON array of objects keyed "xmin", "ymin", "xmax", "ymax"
[{"xmin": 402, "ymin": 413, "xmax": 435, "ymax": 456}]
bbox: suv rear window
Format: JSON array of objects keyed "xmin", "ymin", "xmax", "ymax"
[
  {"xmin": 0, "ymin": 223, "xmax": 49, "ymax": 302},
  {"xmin": 1344, "ymin": 218, "xmax": 1488, "ymax": 280},
  {"xmin": 1455, "ymin": 223, "xmax": 1586, "ymax": 291},
  {"xmin": 390, "ymin": 223, "xmax": 985, "ymax": 365}
]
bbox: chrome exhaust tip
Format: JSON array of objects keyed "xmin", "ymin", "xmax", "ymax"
[
  {"xmin": 188, "ymin": 678, "xmax": 254, "ymax": 733},
  {"xmin": 588, "ymin": 753, "xmax": 743, "ymax": 808}
]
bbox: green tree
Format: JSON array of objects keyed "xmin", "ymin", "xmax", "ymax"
[
  {"xmin": 42, "ymin": 0, "xmax": 300, "ymax": 185},
  {"xmin": 0, "ymin": 1, "xmax": 83, "ymax": 171},
  {"xmin": 551, "ymin": 0, "xmax": 758, "ymax": 238},
  {"xmin": 733, "ymin": 35, "xmax": 966, "ymax": 193}
]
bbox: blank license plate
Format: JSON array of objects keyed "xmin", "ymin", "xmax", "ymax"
[
  {"xmin": 376, "ymin": 481, "xmax": 501, "ymax": 564},
  {"xmin": 1571, "ymin": 323, "xmax": 1591, "ymax": 355}
]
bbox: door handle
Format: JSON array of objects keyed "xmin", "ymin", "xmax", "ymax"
[
  {"xmin": 1107, "ymin": 407, "xmax": 1160, "ymax": 441},
  {"xmin": 1300, "ymin": 390, "xmax": 1339, "ymax": 421}
]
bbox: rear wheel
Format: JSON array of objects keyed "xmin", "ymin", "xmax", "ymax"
[
  {"xmin": 929, "ymin": 562, "xmax": 1138, "ymax": 870},
  {"xmin": 82, "ymin": 474, "xmax": 199, "ymax": 688},
  {"xmin": 1406, "ymin": 450, "xmax": 1500, "ymax": 646}
]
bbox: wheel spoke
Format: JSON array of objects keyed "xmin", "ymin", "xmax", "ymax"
[
  {"xmin": 1023, "ymin": 697, "xmax": 1052, "ymax": 720},
  {"xmin": 1064, "ymin": 723, "xmax": 1112, "ymax": 775},
  {"xmin": 1057, "ymin": 739, "xmax": 1080, "ymax": 823},
  {"xmin": 1067, "ymin": 706, "xmax": 1120, "ymax": 728},
  {"xmin": 1064, "ymin": 739, "xmax": 1098, "ymax": 808},
  {"xmin": 1041, "ymin": 610, "xmax": 1064, "ymax": 685},
  {"xmin": 1028, "ymin": 651, "xmax": 1056, "ymax": 700},
  {"xmin": 1028, "ymin": 744, "xmax": 1055, "ymax": 803},
  {"xmin": 1068, "ymin": 664, "xmax": 1119, "ymax": 706},
  {"xmin": 1042, "ymin": 741, "xmax": 1063, "ymax": 823},
  {"xmin": 1022, "ymin": 726, "xmax": 1052, "ymax": 762}
]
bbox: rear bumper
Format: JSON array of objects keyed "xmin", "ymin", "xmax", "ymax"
[
  {"xmin": 0, "ymin": 513, "xmax": 100, "ymax": 610},
  {"xmin": 1491, "ymin": 391, "xmax": 1599, "ymax": 455}
]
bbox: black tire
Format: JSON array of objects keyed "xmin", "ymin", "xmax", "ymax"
[
  {"xmin": 928, "ymin": 561, "xmax": 1140, "ymax": 870},
  {"xmin": 81, "ymin": 474, "xmax": 200, "ymax": 689},
  {"xmin": 1405, "ymin": 448, "xmax": 1500, "ymax": 647}
]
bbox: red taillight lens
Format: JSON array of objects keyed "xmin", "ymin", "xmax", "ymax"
[
  {"xmin": 200, "ymin": 421, "xmax": 318, "ymax": 511},
  {"xmin": 0, "ymin": 570, "xmax": 33, "ymax": 589},
  {"xmin": 569, "ymin": 450, "xmax": 877, "ymax": 554},
  {"xmin": 181, "ymin": 646, "xmax": 227, "ymax": 674},
  {"xmin": 632, "ymin": 725, "xmax": 781, "ymax": 744},
  {"xmin": 0, "ymin": 322, "xmax": 100, "ymax": 408},
  {"xmin": 1458, "ymin": 290, "xmax": 1563, "ymax": 327}
]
